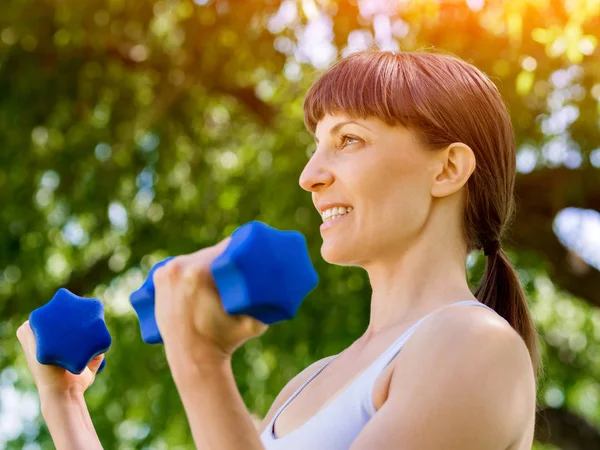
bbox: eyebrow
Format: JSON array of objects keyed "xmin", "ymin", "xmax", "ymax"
[{"xmin": 314, "ymin": 120, "xmax": 372, "ymax": 144}]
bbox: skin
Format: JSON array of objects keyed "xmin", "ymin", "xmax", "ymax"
[
  {"xmin": 16, "ymin": 112, "xmax": 536, "ymax": 449},
  {"xmin": 303, "ymin": 113, "xmax": 479, "ymax": 334},
  {"xmin": 16, "ymin": 322, "xmax": 104, "ymax": 450}
]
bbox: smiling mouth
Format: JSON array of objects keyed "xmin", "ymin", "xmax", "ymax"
[
  {"xmin": 321, "ymin": 206, "xmax": 353, "ymax": 223},
  {"xmin": 320, "ymin": 209, "xmax": 353, "ymax": 231}
]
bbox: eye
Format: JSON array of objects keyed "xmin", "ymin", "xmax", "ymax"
[{"xmin": 340, "ymin": 134, "xmax": 361, "ymax": 148}]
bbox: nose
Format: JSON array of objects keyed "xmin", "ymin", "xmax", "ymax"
[{"xmin": 299, "ymin": 150, "xmax": 334, "ymax": 193}]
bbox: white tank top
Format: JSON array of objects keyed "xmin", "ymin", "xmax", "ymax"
[{"xmin": 260, "ymin": 300, "xmax": 506, "ymax": 449}]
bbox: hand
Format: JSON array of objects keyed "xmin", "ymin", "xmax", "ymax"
[
  {"xmin": 16, "ymin": 321, "xmax": 105, "ymax": 396},
  {"xmin": 153, "ymin": 237, "xmax": 268, "ymax": 361}
]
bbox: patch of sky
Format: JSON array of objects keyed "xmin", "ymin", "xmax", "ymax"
[
  {"xmin": 108, "ymin": 201, "xmax": 128, "ymax": 232},
  {"xmin": 590, "ymin": 148, "xmax": 600, "ymax": 168},
  {"xmin": 516, "ymin": 144, "xmax": 538, "ymax": 174},
  {"xmin": 137, "ymin": 132, "xmax": 160, "ymax": 153},
  {"xmin": 40, "ymin": 170, "xmax": 60, "ymax": 190},
  {"xmin": 268, "ymin": 0, "xmax": 298, "ymax": 34},
  {"xmin": 295, "ymin": 13, "xmax": 336, "ymax": 69},
  {"xmin": 554, "ymin": 208, "xmax": 600, "ymax": 271},
  {"xmin": 541, "ymin": 105, "xmax": 580, "ymax": 135},
  {"xmin": 94, "ymin": 142, "xmax": 112, "ymax": 162},
  {"xmin": 373, "ymin": 14, "xmax": 398, "ymax": 51},
  {"xmin": 62, "ymin": 218, "xmax": 90, "ymax": 247},
  {"xmin": 541, "ymin": 135, "xmax": 582, "ymax": 168}
]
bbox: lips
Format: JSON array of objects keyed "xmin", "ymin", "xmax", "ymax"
[
  {"xmin": 320, "ymin": 207, "xmax": 352, "ymax": 231},
  {"xmin": 321, "ymin": 206, "xmax": 353, "ymax": 222}
]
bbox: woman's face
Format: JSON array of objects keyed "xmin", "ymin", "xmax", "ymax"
[{"xmin": 299, "ymin": 112, "xmax": 441, "ymax": 266}]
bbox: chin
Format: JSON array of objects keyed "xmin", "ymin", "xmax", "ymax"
[{"xmin": 320, "ymin": 242, "xmax": 359, "ymax": 267}]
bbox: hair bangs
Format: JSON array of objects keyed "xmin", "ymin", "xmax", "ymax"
[{"xmin": 303, "ymin": 52, "xmax": 416, "ymax": 134}]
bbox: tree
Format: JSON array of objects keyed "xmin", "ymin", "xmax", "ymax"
[{"xmin": 0, "ymin": 0, "xmax": 598, "ymax": 448}]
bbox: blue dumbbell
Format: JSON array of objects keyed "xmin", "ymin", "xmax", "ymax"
[
  {"xmin": 28, "ymin": 288, "xmax": 112, "ymax": 374},
  {"xmin": 130, "ymin": 221, "xmax": 319, "ymax": 344}
]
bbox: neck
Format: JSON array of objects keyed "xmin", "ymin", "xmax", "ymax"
[{"xmin": 361, "ymin": 234, "xmax": 476, "ymax": 338}]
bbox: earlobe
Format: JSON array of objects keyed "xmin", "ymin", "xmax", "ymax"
[{"xmin": 431, "ymin": 143, "xmax": 476, "ymax": 198}]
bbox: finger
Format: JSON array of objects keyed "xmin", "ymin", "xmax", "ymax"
[
  {"xmin": 214, "ymin": 236, "xmax": 232, "ymax": 252},
  {"xmin": 182, "ymin": 261, "xmax": 212, "ymax": 294},
  {"xmin": 239, "ymin": 315, "xmax": 268, "ymax": 337},
  {"xmin": 16, "ymin": 320, "xmax": 30, "ymax": 343},
  {"xmin": 87, "ymin": 354, "xmax": 105, "ymax": 374},
  {"xmin": 15, "ymin": 321, "xmax": 42, "ymax": 374},
  {"xmin": 185, "ymin": 236, "xmax": 232, "ymax": 260},
  {"xmin": 208, "ymin": 236, "xmax": 232, "ymax": 259},
  {"xmin": 16, "ymin": 321, "xmax": 36, "ymax": 354}
]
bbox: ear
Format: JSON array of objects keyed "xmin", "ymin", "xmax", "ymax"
[{"xmin": 430, "ymin": 142, "xmax": 476, "ymax": 198}]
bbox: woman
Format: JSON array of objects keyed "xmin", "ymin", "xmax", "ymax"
[{"xmin": 17, "ymin": 50, "xmax": 539, "ymax": 449}]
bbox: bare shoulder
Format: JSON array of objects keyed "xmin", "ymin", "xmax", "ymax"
[
  {"xmin": 411, "ymin": 302, "xmax": 535, "ymax": 366},
  {"xmin": 258, "ymin": 355, "xmax": 336, "ymax": 434},
  {"xmin": 385, "ymin": 303, "xmax": 537, "ymax": 446}
]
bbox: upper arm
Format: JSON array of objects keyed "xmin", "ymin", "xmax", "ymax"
[
  {"xmin": 258, "ymin": 355, "xmax": 336, "ymax": 434},
  {"xmin": 350, "ymin": 307, "xmax": 536, "ymax": 450}
]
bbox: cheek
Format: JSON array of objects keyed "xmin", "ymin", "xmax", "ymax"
[
  {"xmin": 366, "ymin": 159, "xmax": 431, "ymax": 227},
  {"xmin": 367, "ymin": 153, "xmax": 426, "ymax": 196}
]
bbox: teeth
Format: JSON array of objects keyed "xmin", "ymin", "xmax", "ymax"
[{"xmin": 321, "ymin": 206, "xmax": 353, "ymax": 222}]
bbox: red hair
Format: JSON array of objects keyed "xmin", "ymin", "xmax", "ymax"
[{"xmin": 304, "ymin": 50, "xmax": 540, "ymax": 378}]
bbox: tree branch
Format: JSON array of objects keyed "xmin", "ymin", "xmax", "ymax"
[
  {"xmin": 535, "ymin": 406, "xmax": 600, "ymax": 449},
  {"xmin": 513, "ymin": 167, "xmax": 600, "ymax": 308}
]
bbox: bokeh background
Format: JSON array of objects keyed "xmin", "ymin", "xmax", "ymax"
[{"xmin": 1, "ymin": 0, "xmax": 599, "ymax": 448}]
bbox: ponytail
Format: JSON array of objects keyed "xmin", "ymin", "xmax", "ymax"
[{"xmin": 474, "ymin": 248, "xmax": 541, "ymax": 379}]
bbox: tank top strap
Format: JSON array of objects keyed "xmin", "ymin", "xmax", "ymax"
[
  {"xmin": 267, "ymin": 355, "xmax": 338, "ymax": 434},
  {"xmin": 366, "ymin": 300, "xmax": 507, "ymax": 372},
  {"xmin": 267, "ymin": 300, "xmax": 506, "ymax": 431},
  {"xmin": 358, "ymin": 299, "xmax": 507, "ymax": 415}
]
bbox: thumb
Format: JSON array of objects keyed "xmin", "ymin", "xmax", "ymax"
[
  {"xmin": 16, "ymin": 320, "xmax": 37, "ymax": 358},
  {"xmin": 87, "ymin": 354, "xmax": 105, "ymax": 374}
]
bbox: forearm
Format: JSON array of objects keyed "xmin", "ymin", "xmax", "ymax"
[
  {"xmin": 39, "ymin": 389, "xmax": 103, "ymax": 450},
  {"xmin": 166, "ymin": 344, "xmax": 264, "ymax": 450}
]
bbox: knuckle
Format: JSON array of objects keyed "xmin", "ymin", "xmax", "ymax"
[
  {"xmin": 154, "ymin": 259, "xmax": 184, "ymax": 282},
  {"xmin": 183, "ymin": 264, "xmax": 204, "ymax": 280},
  {"xmin": 153, "ymin": 267, "xmax": 165, "ymax": 283},
  {"xmin": 162, "ymin": 262, "xmax": 177, "ymax": 277},
  {"xmin": 167, "ymin": 259, "xmax": 185, "ymax": 275},
  {"xmin": 181, "ymin": 267, "xmax": 196, "ymax": 281}
]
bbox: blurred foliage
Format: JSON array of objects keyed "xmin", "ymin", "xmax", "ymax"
[{"xmin": 1, "ymin": 0, "xmax": 599, "ymax": 448}]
